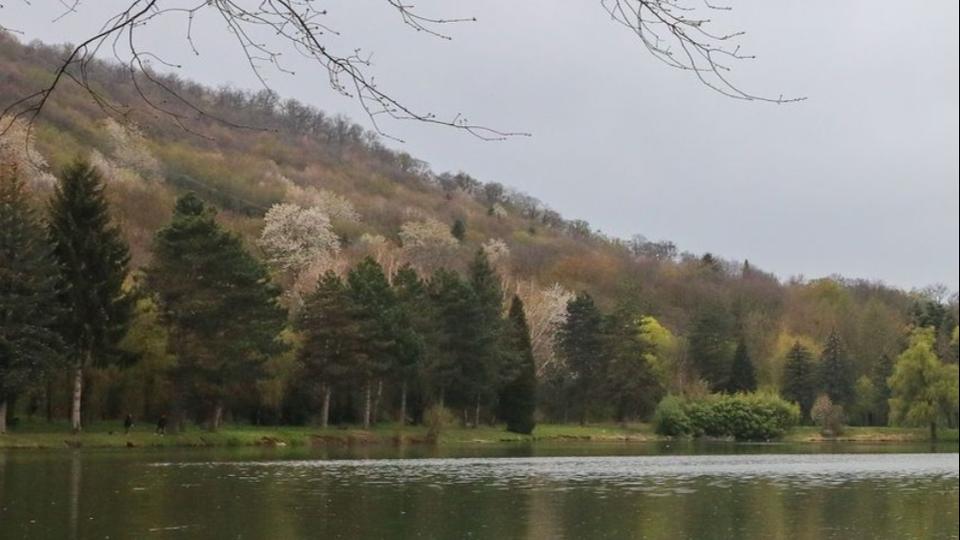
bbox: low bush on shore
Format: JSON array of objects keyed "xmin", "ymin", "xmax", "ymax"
[{"xmin": 654, "ymin": 392, "xmax": 801, "ymax": 441}]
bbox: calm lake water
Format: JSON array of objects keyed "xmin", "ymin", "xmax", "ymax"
[{"xmin": 1, "ymin": 442, "xmax": 957, "ymax": 539}]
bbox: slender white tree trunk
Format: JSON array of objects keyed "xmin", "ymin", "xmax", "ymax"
[
  {"xmin": 0, "ymin": 398, "xmax": 7, "ymax": 434},
  {"xmin": 70, "ymin": 362, "xmax": 84, "ymax": 432},
  {"xmin": 321, "ymin": 385, "xmax": 331, "ymax": 429},
  {"xmin": 210, "ymin": 401, "xmax": 224, "ymax": 432},
  {"xmin": 399, "ymin": 380, "xmax": 407, "ymax": 427},
  {"xmin": 474, "ymin": 394, "xmax": 481, "ymax": 428},
  {"xmin": 372, "ymin": 379, "xmax": 383, "ymax": 424},
  {"xmin": 362, "ymin": 380, "xmax": 372, "ymax": 429}
]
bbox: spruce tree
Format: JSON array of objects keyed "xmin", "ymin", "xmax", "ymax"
[
  {"xmin": 392, "ymin": 264, "xmax": 429, "ymax": 425},
  {"xmin": 426, "ymin": 268, "xmax": 473, "ymax": 409},
  {"xmin": 148, "ymin": 194, "xmax": 285, "ymax": 430},
  {"xmin": 687, "ymin": 302, "xmax": 736, "ymax": 391},
  {"xmin": 558, "ymin": 292, "xmax": 606, "ymax": 424},
  {"xmin": 724, "ymin": 339, "xmax": 757, "ymax": 393},
  {"xmin": 48, "ymin": 159, "xmax": 131, "ymax": 431},
  {"xmin": 466, "ymin": 249, "xmax": 503, "ymax": 426},
  {"xmin": 298, "ymin": 271, "xmax": 361, "ymax": 428},
  {"xmin": 781, "ymin": 342, "xmax": 816, "ymax": 419},
  {"xmin": 347, "ymin": 257, "xmax": 398, "ymax": 428},
  {"xmin": 604, "ymin": 305, "xmax": 662, "ymax": 422},
  {"xmin": 0, "ymin": 166, "xmax": 63, "ymax": 433},
  {"xmin": 497, "ymin": 296, "xmax": 537, "ymax": 434},
  {"xmin": 818, "ymin": 330, "xmax": 854, "ymax": 407}
]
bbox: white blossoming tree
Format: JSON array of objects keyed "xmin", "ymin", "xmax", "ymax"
[
  {"xmin": 398, "ymin": 218, "xmax": 459, "ymax": 274},
  {"xmin": 259, "ymin": 203, "xmax": 341, "ymax": 303},
  {"xmin": 514, "ymin": 281, "xmax": 574, "ymax": 377}
]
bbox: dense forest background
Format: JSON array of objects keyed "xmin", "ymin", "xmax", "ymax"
[{"xmin": 1, "ymin": 34, "xmax": 957, "ymax": 431}]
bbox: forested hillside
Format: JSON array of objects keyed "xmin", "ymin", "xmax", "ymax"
[{"xmin": 1, "ymin": 34, "xmax": 957, "ymax": 433}]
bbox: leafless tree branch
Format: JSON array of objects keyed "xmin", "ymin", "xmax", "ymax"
[{"xmin": 1, "ymin": 1, "xmax": 802, "ymax": 142}]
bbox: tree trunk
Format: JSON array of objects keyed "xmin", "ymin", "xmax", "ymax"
[
  {"xmin": 399, "ymin": 380, "xmax": 407, "ymax": 427},
  {"xmin": 362, "ymin": 380, "xmax": 372, "ymax": 429},
  {"xmin": 70, "ymin": 362, "xmax": 84, "ymax": 432},
  {"xmin": 209, "ymin": 401, "xmax": 224, "ymax": 432},
  {"xmin": 372, "ymin": 379, "xmax": 383, "ymax": 424},
  {"xmin": 474, "ymin": 394, "xmax": 481, "ymax": 428},
  {"xmin": 321, "ymin": 385, "xmax": 331, "ymax": 429},
  {"xmin": 0, "ymin": 398, "xmax": 7, "ymax": 434},
  {"xmin": 930, "ymin": 421, "xmax": 938, "ymax": 441},
  {"xmin": 438, "ymin": 389, "xmax": 445, "ymax": 411}
]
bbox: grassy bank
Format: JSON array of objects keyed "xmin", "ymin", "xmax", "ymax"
[
  {"xmin": 783, "ymin": 426, "xmax": 959, "ymax": 443},
  {"xmin": 1, "ymin": 420, "xmax": 955, "ymax": 449},
  {"xmin": 0, "ymin": 420, "xmax": 658, "ymax": 449}
]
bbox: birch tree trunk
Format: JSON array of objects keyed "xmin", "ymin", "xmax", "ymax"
[
  {"xmin": 372, "ymin": 379, "xmax": 383, "ymax": 424},
  {"xmin": 209, "ymin": 401, "xmax": 224, "ymax": 432},
  {"xmin": 362, "ymin": 380, "xmax": 372, "ymax": 429},
  {"xmin": 70, "ymin": 361, "xmax": 84, "ymax": 432},
  {"xmin": 474, "ymin": 394, "xmax": 481, "ymax": 428},
  {"xmin": 321, "ymin": 385, "xmax": 331, "ymax": 429}
]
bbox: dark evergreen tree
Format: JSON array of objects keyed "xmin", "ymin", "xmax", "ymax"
[
  {"xmin": 450, "ymin": 218, "xmax": 466, "ymax": 242},
  {"xmin": 603, "ymin": 300, "xmax": 663, "ymax": 421},
  {"xmin": 558, "ymin": 292, "xmax": 606, "ymax": 424},
  {"xmin": 48, "ymin": 159, "xmax": 131, "ymax": 431},
  {"xmin": 723, "ymin": 339, "xmax": 757, "ymax": 393},
  {"xmin": 426, "ymin": 268, "xmax": 473, "ymax": 410},
  {"xmin": 818, "ymin": 330, "xmax": 855, "ymax": 407},
  {"xmin": 346, "ymin": 257, "xmax": 398, "ymax": 428},
  {"xmin": 497, "ymin": 296, "xmax": 537, "ymax": 434},
  {"xmin": 148, "ymin": 194, "xmax": 285, "ymax": 431},
  {"xmin": 781, "ymin": 342, "xmax": 816, "ymax": 420},
  {"xmin": 0, "ymin": 166, "xmax": 63, "ymax": 433},
  {"xmin": 298, "ymin": 271, "xmax": 361, "ymax": 428},
  {"xmin": 465, "ymin": 249, "xmax": 503, "ymax": 425},
  {"xmin": 392, "ymin": 264, "xmax": 429, "ymax": 425},
  {"xmin": 687, "ymin": 302, "xmax": 736, "ymax": 391}
]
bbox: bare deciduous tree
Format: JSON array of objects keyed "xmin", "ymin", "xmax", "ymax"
[{"xmin": 1, "ymin": 1, "xmax": 802, "ymax": 140}]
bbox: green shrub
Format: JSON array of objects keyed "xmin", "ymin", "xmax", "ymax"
[
  {"xmin": 653, "ymin": 392, "xmax": 800, "ymax": 441},
  {"xmin": 653, "ymin": 395, "xmax": 691, "ymax": 436}
]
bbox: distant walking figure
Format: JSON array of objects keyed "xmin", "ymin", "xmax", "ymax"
[
  {"xmin": 156, "ymin": 414, "xmax": 167, "ymax": 435},
  {"xmin": 124, "ymin": 414, "xmax": 134, "ymax": 434}
]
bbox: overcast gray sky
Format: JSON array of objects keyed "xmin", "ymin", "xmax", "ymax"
[{"xmin": 4, "ymin": 1, "xmax": 958, "ymax": 291}]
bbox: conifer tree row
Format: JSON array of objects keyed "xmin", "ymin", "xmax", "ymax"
[{"xmin": 0, "ymin": 166, "xmax": 63, "ymax": 433}]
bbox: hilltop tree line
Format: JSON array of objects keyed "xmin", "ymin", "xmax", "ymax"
[{"xmin": 2, "ymin": 152, "xmax": 958, "ymax": 436}]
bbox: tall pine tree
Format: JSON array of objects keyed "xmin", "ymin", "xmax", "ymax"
[
  {"xmin": 426, "ymin": 268, "xmax": 473, "ymax": 410},
  {"xmin": 347, "ymin": 257, "xmax": 398, "ymax": 429},
  {"xmin": 497, "ymin": 296, "xmax": 537, "ymax": 434},
  {"xmin": 781, "ymin": 342, "xmax": 816, "ymax": 420},
  {"xmin": 466, "ymin": 249, "xmax": 503, "ymax": 426},
  {"xmin": 298, "ymin": 271, "xmax": 361, "ymax": 428},
  {"xmin": 48, "ymin": 159, "xmax": 131, "ymax": 432},
  {"xmin": 687, "ymin": 302, "xmax": 736, "ymax": 391},
  {"xmin": 392, "ymin": 264, "xmax": 429, "ymax": 425},
  {"xmin": 558, "ymin": 292, "xmax": 606, "ymax": 424},
  {"xmin": 818, "ymin": 330, "xmax": 854, "ymax": 407},
  {"xmin": 149, "ymin": 194, "xmax": 285, "ymax": 431},
  {"xmin": 0, "ymin": 166, "xmax": 63, "ymax": 433},
  {"xmin": 723, "ymin": 339, "xmax": 757, "ymax": 393},
  {"xmin": 604, "ymin": 304, "xmax": 663, "ymax": 421}
]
